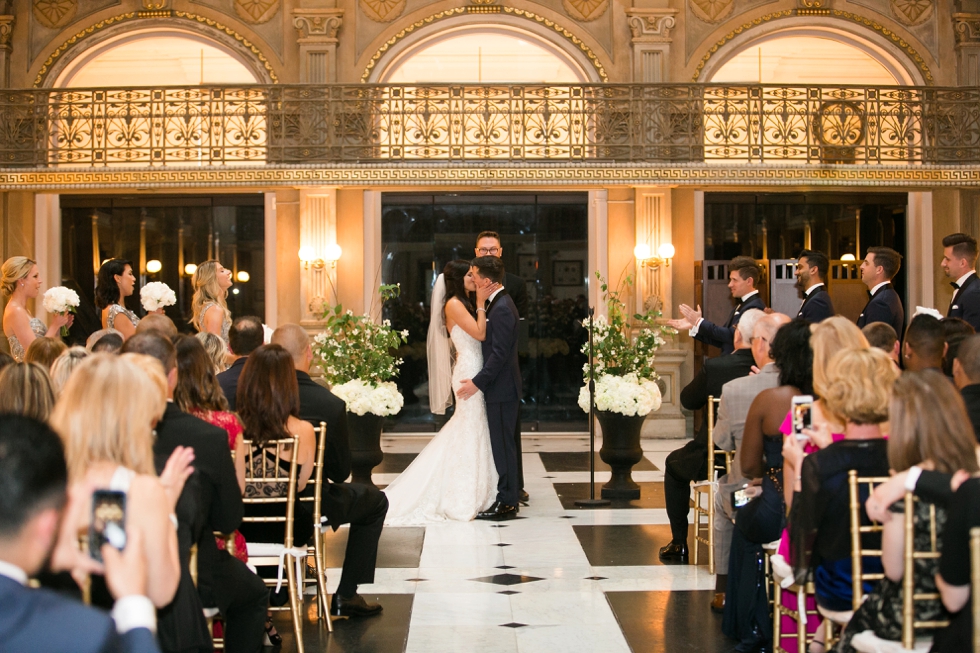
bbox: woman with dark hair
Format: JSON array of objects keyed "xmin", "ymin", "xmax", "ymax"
[{"xmin": 95, "ymin": 258, "xmax": 140, "ymax": 340}]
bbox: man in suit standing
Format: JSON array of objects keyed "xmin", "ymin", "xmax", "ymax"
[
  {"xmin": 668, "ymin": 256, "xmax": 766, "ymax": 355},
  {"xmin": 217, "ymin": 315, "xmax": 264, "ymax": 410},
  {"xmin": 795, "ymin": 250, "xmax": 834, "ymax": 322},
  {"xmin": 953, "ymin": 334, "xmax": 980, "ymax": 441},
  {"xmin": 857, "ymin": 246, "xmax": 905, "ymax": 337},
  {"xmin": 0, "ymin": 415, "xmax": 161, "ymax": 653},
  {"xmin": 659, "ymin": 309, "xmax": 763, "ymax": 562},
  {"xmin": 458, "ymin": 256, "xmax": 522, "ymax": 521},
  {"xmin": 942, "ymin": 233, "xmax": 980, "ymax": 331},
  {"xmin": 271, "ymin": 323, "xmax": 388, "ymax": 618}
]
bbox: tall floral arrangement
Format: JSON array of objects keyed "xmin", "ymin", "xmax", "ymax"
[
  {"xmin": 311, "ymin": 283, "xmax": 409, "ymax": 416},
  {"xmin": 577, "ymin": 273, "xmax": 676, "ymax": 417}
]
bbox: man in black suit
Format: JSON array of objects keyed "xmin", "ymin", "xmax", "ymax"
[
  {"xmin": 271, "ymin": 323, "xmax": 388, "ymax": 618},
  {"xmin": 902, "ymin": 314, "xmax": 945, "ymax": 372},
  {"xmin": 659, "ymin": 309, "xmax": 763, "ymax": 561},
  {"xmin": 942, "ymin": 233, "xmax": 980, "ymax": 332},
  {"xmin": 953, "ymin": 334, "xmax": 980, "ymax": 441},
  {"xmin": 857, "ymin": 246, "xmax": 905, "ymax": 338},
  {"xmin": 795, "ymin": 249, "xmax": 835, "ymax": 323},
  {"xmin": 668, "ymin": 256, "xmax": 767, "ymax": 355},
  {"xmin": 0, "ymin": 415, "xmax": 161, "ymax": 653},
  {"xmin": 217, "ymin": 315, "xmax": 264, "ymax": 410},
  {"xmin": 121, "ymin": 333, "xmax": 268, "ymax": 653}
]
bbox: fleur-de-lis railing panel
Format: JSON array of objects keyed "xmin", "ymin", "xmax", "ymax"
[{"xmin": 0, "ymin": 84, "xmax": 978, "ymax": 167}]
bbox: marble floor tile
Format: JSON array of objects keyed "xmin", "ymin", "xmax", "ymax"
[
  {"xmin": 405, "ymin": 626, "xmax": 518, "ymax": 653},
  {"xmin": 409, "ymin": 592, "xmax": 514, "ymax": 627},
  {"xmin": 514, "ymin": 623, "xmax": 632, "ymax": 653}
]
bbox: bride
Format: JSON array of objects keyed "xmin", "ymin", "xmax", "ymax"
[{"xmin": 383, "ymin": 260, "xmax": 500, "ymax": 525}]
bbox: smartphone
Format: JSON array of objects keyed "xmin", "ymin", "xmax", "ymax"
[
  {"xmin": 732, "ymin": 487, "xmax": 751, "ymax": 510},
  {"xmin": 89, "ymin": 489, "xmax": 127, "ymax": 563},
  {"xmin": 791, "ymin": 395, "xmax": 814, "ymax": 441}
]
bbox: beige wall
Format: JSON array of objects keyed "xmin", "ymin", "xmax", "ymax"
[
  {"xmin": 0, "ymin": 191, "xmax": 36, "ymax": 354},
  {"xmin": 606, "ymin": 188, "xmax": 635, "ymax": 292},
  {"xmin": 336, "ymin": 188, "xmax": 366, "ymax": 315},
  {"xmin": 275, "ymin": 189, "xmax": 301, "ymax": 326}
]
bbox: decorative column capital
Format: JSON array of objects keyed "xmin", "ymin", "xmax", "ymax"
[
  {"xmin": 0, "ymin": 16, "xmax": 13, "ymax": 50},
  {"xmin": 293, "ymin": 9, "xmax": 344, "ymax": 43},
  {"xmin": 954, "ymin": 13, "xmax": 980, "ymax": 46},
  {"xmin": 625, "ymin": 9, "xmax": 677, "ymax": 44}
]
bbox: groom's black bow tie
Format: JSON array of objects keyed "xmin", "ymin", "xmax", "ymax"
[{"xmin": 951, "ymin": 281, "xmax": 961, "ymax": 290}]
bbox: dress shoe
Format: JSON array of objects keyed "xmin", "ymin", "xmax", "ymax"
[
  {"xmin": 658, "ymin": 541, "xmax": 689, "ymax": 562},
  {"xmin": 330, "ymin": 593, "xmax": 383, "ymax": 619},
  {"xmin": 520, "ymin": 490, "xmax": 530, "ymax": 505},
  {"xmin": 476, "ymin": 501, "xmax": 519, "ymax": 521},
  {"xmin": 710, "ymin": 592, "xmax": 725, "ymax": 613}
]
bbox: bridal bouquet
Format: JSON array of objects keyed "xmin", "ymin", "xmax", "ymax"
[
  {"xmin": 578, "ymin": 272, "xmax": 675, "ymax": 417},
  {"xmin": 311, "ymin": 283, "xmax": 410, "ymax": 417},
  {"xmin": 140, "ymin": 282, "xmax": 176, "ymax": 312},
  {"xmin": 42, "ymin": 286, "xmax": 80, "ymax": 337}
]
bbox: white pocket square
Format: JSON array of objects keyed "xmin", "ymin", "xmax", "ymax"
[{"xmin": 953, "ymin": 305, "xmax": 960, "ymax": 310}]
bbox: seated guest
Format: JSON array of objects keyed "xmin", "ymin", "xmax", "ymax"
[
  {"xmin": 941, "ymin": 317, "xmax": 974, "ymax": 378},
  {"xmin": 862, "ymin": 322, "xmax": 900, "ymax": 366},
  {"xmin": 833, "ymin": 369, "xmax": 978, "ymax": 652},
  {"xmin": 903, "ymin": 314, "xmax": 945, "ymax": 371},
  {"xmin": 195, "ymin": 331, "xmax": 228, "ymax": 374},
  {"xmin": 218, "ymin": 316, "xmax": 264, "ymax": 410},
  {"xmin": 0, "ymin": 362, "xmax": 55, "ymax": 421},
  {"xmin": 24, "ymin": 336, "xmax": 66, "ymax": 370},
  {"xmin": 931, "ymin": 476, "xmax": 980, "ymax": 652},
  {"xmin": 659, "ymin": 309, "xmax": 761, "ymax": 562},
  {"xmin": 264, "ymin": 326, "xmax": 390, "ymax": 618},
  {"xmin": 120, "ymin": 333, "xmax": 267, "ymax": 653},
  {"xmin": 951, "ymin": 333, "xmax": 980, "ymax": 441},
  {"xmin": 49, "ymin": 346, "xmax": 89, "ymax": 395},
  {"xmin": 91, "ymin": 332, "xmax": 123, "ymax": 354},
  {"xmin": 135, "ymin": 313, "xmax": 178, "ymax": 339},
  {"xmin": 0, "ymin": 415, "xmax": 161, "ymax": 653}
]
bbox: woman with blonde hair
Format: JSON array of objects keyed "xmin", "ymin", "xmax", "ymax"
[
  {"xmin": 49, "ymin": 347, "xmax": 90, "ymax": 395},
  {"xmin": 196, "ymin": 331, "xmax": 229, "ymax": 374},
  {"xmin": 0, "ymin": 361, "xmax": 56, "ymax": 421},
  {"xmin": 2, "ymin": 256, "xmax": 72, "ymax": 361},
  {"xmin": 191, "ymin": 260, "xmax": 233, "ymax": 343}
]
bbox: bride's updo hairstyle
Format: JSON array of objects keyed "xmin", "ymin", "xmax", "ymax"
[
  {"xmin": 443, "ymin": 259, "xmax": 475, "ymax": 315},
  {"xmin": 1, "ymin": 256, "xmax": 34, "ymax": 296},
  {"xmin": 237, "ymin": 343, "xmax": 299, "ymax": 445}
]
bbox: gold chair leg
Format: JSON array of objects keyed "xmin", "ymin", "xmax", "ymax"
[
  {"xmin": 315, "ymin": 531, "xmax": 333, "ymax": 632},
  {"xmin": 707, "ymin": 485, "xmax": 715, "ymax": 576},
  {"xmin": 796, "ymin": 586, "xmax": 807, "ymax": 653},
  {"xmin": 285, "ymin": 558, "xmax": 306, "ymax": 653},
  {"xmin": 773, "ymin": 582, "xmax": 782, "ymax": 652}
]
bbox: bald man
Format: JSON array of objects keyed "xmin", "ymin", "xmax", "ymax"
[{"xmin": 270, "ymin": 324, "xmax": 388, "ymax": 619}]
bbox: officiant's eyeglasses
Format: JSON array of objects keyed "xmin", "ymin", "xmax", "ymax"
[{"xmin": 477, "ymin": 247, "xmax": 500, "ymax": 255}]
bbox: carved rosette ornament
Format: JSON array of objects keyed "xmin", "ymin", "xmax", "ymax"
[
  {"xmin": 562, "ymin": 0, "xmax": 609, "ymax": 22},
  {"xmin": 360, "ymin": 0, "xmax": 406, "ymax": 23},
  {"xmin": 688, "ymin": 0, "xmax": 734, "ymax": 24},
  {"xmin": 234, "ymin": 0, "xmax": 280, "ymax": 25},
  {"xmin": 33, "ymin": 0, "xmax": 76, "ymax": 29},
  {"xmin": 890, "ymin": 0, "xmax": 933, "ymax": 26}
]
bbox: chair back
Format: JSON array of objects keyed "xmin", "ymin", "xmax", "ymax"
[
  {"xmin": 847, "ymin": 470, "xmax": 889, "ymax": 611},
  {"xmin": 707, "ymin": 396, "xmax": 728, "ymax": 479},
  {"xmin": 241, "ymin": 437, "xmax": 300, "ymax": 548},
  {"xmin": 901, "ymin": 492, "xmax": 949, "ymax": 649},
  {"xmin": 299, "ymin": 422, "xmax": 328, "ymax": 525},
  {"xmin": 971, "ymin": 526, "xmax": 980, "ymax": 653}
]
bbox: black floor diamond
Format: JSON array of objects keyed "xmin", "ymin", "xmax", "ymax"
[
  {"xmin": 489, "ymin": 524, "xmax": 509, "ymax": 528},
  {"xmin": 560, "ymin": 515, "xmax": 576, "ymax": 519},
  {"xmin": 405, "ymin": 578, "xmax": 429, "ymax": 582},
  {"xmin": 584, "ymin": 576, "xmax": 607, "ymax": 580},
  {"xmin": 470, "ymin": 573, "xmax": 545, "ymax": 586},
  {"xmin": 496, "ymin": 565, "xmax": 515, "ymax": 570},
  {"xmin": 542, "ymin": 475, "xmax": 555, "ymax": 479},
  {"xmin": 494, "ymin": 543, "xmax": 512, "ymax": 547},
  {"xmin": 500, "ymin": 622, "xmax": 528, "ymax": 628},
  {"xmin": 497, "ymin": 590, "xmax": 520, "ymax": 595}
]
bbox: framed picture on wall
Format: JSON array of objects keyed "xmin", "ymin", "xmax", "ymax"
[
  {"xmin": 517, "ymin": 254, "xmax": 537, "ymax": 281},
  {"xmin": 552, "ymin": 260, "xmax": 584, "ymax": 286}
]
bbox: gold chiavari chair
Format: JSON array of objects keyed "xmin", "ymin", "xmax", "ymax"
[
  {"xmin": 772, "ymin": 573, "xmax": 819, "ymax": 653},
  {"xmin": 241, "ymin": 437, "xmax": 306, "ymax": 653},
  {"xmin": 693, "ymin": 396, "xmax": 730, "ymax": 574},
  {"xmin": 971, "ymin": 526, "xmax": 980, "ymax": 653},
  {"xmin": 298, "ymin": 421, "xmax": 332, "ymax": 630}
]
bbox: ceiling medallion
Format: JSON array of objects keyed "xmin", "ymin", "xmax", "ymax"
[
  {"xmin": 689, "ymin": 0, "xmax": 734, "ymax": 24},
  {"xmin": 33, "ymin": 0, "xmax": 77, "ymax": 29},
  {"xmin": 360, "ymin": 0, "xmax": 406, "ymax": 23},
  {"xmin": 890, "ymin": 0, "xmax": 933, "ymax": 26},
  {"xmin": 234, "ymin": 0, "xmax": 280, "ymax": 25},
  {"xmin": 563, "ymin": 0, "xmax": 609, "ymax": 22}
]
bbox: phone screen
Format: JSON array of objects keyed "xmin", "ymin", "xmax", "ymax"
[
  {"xmin": 89, "ymin": 490, "xmax": 127, "ymax": 563},
  {"xmin": 792, "ymin": 401, "xmax": 813, "ymax": 436}
]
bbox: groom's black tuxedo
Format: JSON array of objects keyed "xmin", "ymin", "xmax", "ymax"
[{"xmin": 472, "ymin": 289, "xmax": 522, "ymax": 507}]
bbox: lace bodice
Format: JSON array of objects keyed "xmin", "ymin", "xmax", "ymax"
[
  {"xmin": 450, "ymin": 324, "xmax": 484, "ymax": 386},
  {"xmin": 107, "ymin": 303, "xmax": 139, "ymax": 329},
  {"xmin": 7, "ymin": 317, "xmax": 46, "ymax": 362}
]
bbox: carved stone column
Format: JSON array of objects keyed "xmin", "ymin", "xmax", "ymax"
[
  {"xmin": 625, "ymin": 9, "xmax": 676, "ymax": 83},
  {"xmin": 293, "ymin": 9, "xmax": 344, "ymax": 84},
  {"xmin": 0, "ymin": 16, "xmax": 13, "ymax": 88},
  {"xmin": 954, "ymin": 14, "xmax": 980, "ymax": 86}
]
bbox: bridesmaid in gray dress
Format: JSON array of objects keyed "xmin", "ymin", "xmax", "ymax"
[
  {"xmin": 95, "ymin": 258, "xmax": 142, "ymax": 341},
  {"xmin": 2, "ymin": 256, "xmax": 73, "ymax": 362},
  {"xmin": 191, "ymin": 260, "xmax": 233, "ymax": 344}
]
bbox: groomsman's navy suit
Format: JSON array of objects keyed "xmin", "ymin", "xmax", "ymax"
[
  {"xmin": 797, "ymin": 284, "xmax": 835, "ymax": 323},
  {"xmin": 947, "ymin": 272, "xmax": 980, "ymax": 332},
  {"xmin": 693, "ymin": 292, "xmax": 767, "ymax": 355},
  {"xmin": 857, "ymin": 282, "xmax": 905, "ymax": 338},
  {"xmin": 472, "ymin": 289, "xmax": 522, "ymax": 507}
]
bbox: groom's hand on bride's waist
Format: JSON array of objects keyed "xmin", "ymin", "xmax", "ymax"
[{"xmin": 457, "ymin": 379, "xmax": 478, "ymax": 400}]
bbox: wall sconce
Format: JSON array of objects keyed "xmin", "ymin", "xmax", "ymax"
[
  {"xmin": 634, "ymin": 243, "xmax": 675, "ymax": 269},
  {"xmin": 145, "ymin": 259, "xmax": 162, "ymax": 274},
  {"xmin": 840, "ymin": 253, "xmax": 856, "ymax": 261},
  {"xmin": 299, "ymin": 244, "xmax": 342, "ymax": 271},
  {"xmin": 183, "ymin": 263, "xmax": 198, "ymax": 276},
  {"xmin": 236, "ymin": 270, "xmax": 250, "ymax": 283}
]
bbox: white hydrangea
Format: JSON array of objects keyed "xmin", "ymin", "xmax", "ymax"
[
  {"xmin": 139, "ymin": 282, "xmax": 177, "ymax": 312},
  {"xmin": 577, "ymin": 373, "xmax": 662, "ymax": 417},
  {"xmin": 42, "ymin": 286, "xmax": 80, "ymax": 314},
  {"xmin": 332, "ymin": 379, "xmax": 404, "ymax": 417}
]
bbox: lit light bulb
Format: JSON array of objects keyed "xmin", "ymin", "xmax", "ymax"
[
  {"xmin": 231, "ymin": 288, "xmax": 240, "ymax": 295},
  {"xmin": 184, "ymin": 263, "xmax": 198, "ymax": 276},
  {"xmin": 298, "ymin": 246, "xmax": 314, "ymax": 262},
  {"xmin": 145, "ymin": 259, "xmax": 162, "ymax": 274},
  {"xmin": 658, "ymin": 243, "xmax": 675, "ymax": 260},
  {"xmin": 633, "ymin": 244, "xmax": 652, "ymax": 260},
  {"xmin": 840, "ymin": 253, "xmax": 856, "ymax": 261},
  {"xmin": 236, "ymin": 270, "xmax": 250, "ymax": 283},
  {"xmin": 325, "ymin": 243, "xmax": 343, "ymax": 262}
]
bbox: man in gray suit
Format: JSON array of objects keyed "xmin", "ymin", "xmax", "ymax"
[{"xmin": 709, "ymin": 311, "xmax": 791, "ymax": 613}]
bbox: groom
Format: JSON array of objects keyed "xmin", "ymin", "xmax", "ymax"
[{"xmin": 457, "ymin": 256, "xmax": 522, "ymax": 520}]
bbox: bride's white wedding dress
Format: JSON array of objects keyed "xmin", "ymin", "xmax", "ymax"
[{"xmin": 383, "ymin": 325, "xmax": 498, "ymax": 525}]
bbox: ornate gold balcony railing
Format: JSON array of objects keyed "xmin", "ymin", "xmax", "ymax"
[{"xmin": 0, "ymin": 84, "xmax": 978, "ymax": 167}]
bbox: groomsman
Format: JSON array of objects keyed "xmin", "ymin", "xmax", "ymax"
[
  {"xmin": 942, "ymin": 233, "xmax": 980, "ymax": 332},
  {"xmin": 795, "ymin": 249, "xmax": 834, "ymax": 323},
  {"xmin": 857, "ymin": 246, "xmax": 905, "ymax": 338},
  {"xmin": 668, "ymin": 256, "xmax": 766, "ymax": 355}
]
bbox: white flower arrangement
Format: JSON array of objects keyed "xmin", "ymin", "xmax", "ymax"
[
  {"xmin": 332, "ymin": 379, "xmax": 404, "ymax": 417},
  {"xmin": 139, "ymin": 282, "xmax": 177, "ymax": 312},
  {"xmin": 578, "ymin": 373, "xmax": 662, "ymax": 417},
  {"xmin": 42, "ymin": 286, "xmax": 80, "ymax": 336}
]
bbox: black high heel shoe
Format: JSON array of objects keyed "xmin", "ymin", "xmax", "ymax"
[{"xmin": 263, "ymin": 616, "xmax": 283, "ymax": 647}]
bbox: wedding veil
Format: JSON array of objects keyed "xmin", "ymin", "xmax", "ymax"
[{"xmin": 427, "ymin": 273, "xmax": 454, "ymax": 414}]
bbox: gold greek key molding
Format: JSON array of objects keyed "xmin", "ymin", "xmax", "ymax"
[
  {"xmin": 360, "ymin": 6, "xmax": 608, "ymax": 82},
  {"xmin": 33, "ymin": 11, "xmax": 279, "ymax": 87},
  {"xmin": 3, "ymin": 164, "xmax": 980, "ymax": 190}
]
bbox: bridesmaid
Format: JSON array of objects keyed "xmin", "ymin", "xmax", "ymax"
[
  {"xmin": 2, "ymin": 256, "xmax": 73, "ymax": 362},
  {"xmin": 191, "ymin": 260, "xmax": 233, "ymax": 343},
  {"xmin": 95, "ymin": 258, "xmax": 141, "ymax": 340}
]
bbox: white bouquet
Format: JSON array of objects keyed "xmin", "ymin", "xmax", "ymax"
[
  {"xmin": 332, "ymin": 379, "xmax": 404, "ymax": 417},
  {"xmin": 140, "ymin": 282, "xmax": 177, "ymax": 312},
  {"xmin": 578, "ymin": 373, "xmax": 662, "ymax": 417},
  {"xmin": 42, "ymin": 286, "xmax": 80, "ymax": 337}
]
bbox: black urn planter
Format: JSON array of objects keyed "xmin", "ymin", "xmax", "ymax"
[
  {"xmin": 597, "ymin": 410, "xmax": 646, "ymax": 500},
  {"xmin": 347, "ymin": 412, "xmax": 385, "ymax": 487}
]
